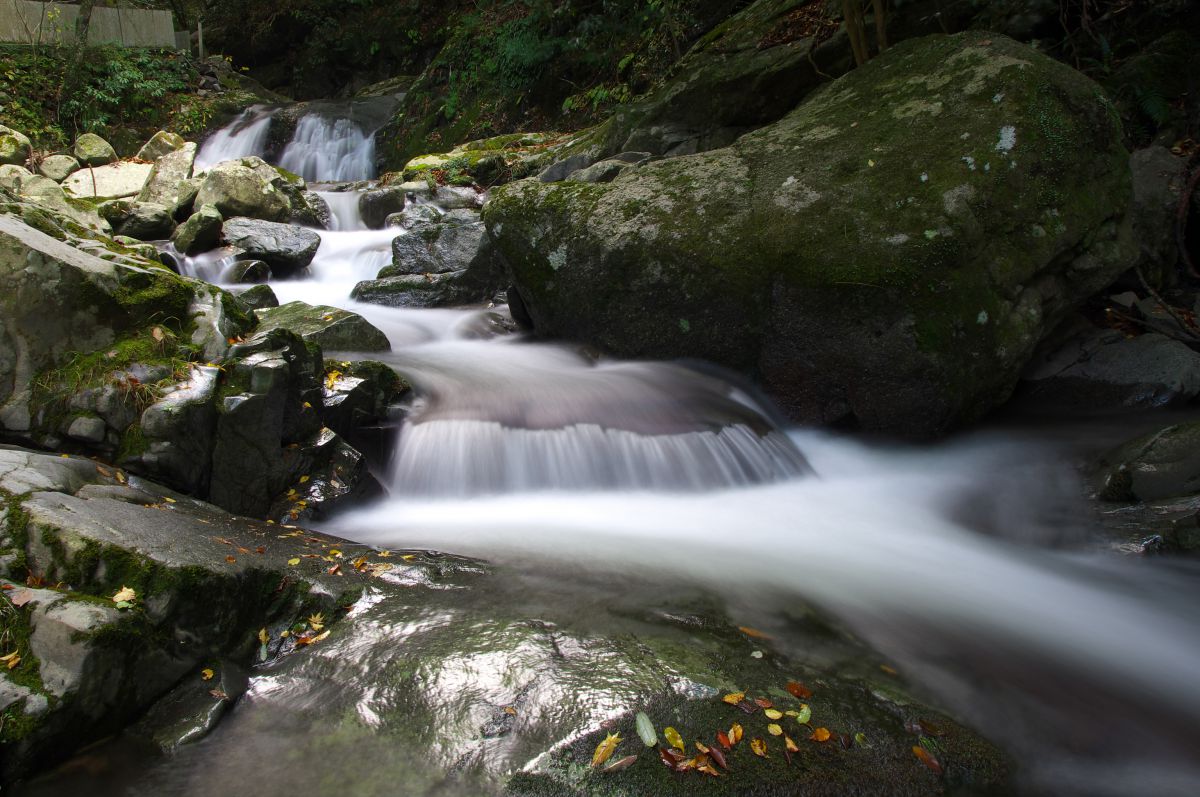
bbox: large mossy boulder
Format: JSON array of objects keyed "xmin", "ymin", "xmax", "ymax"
[
  {"xmin": 194, "ymin": 157, "xmax": 292, "ymax": 222},
  {"xmin": 485, "ymin": 32, "xmax": 1138, "ymax": 436},
  {"xmin": 0, "ymin": 214, "xmax": 195, "ymax": 436},
  {"xmin": 1097, "ymin": 421, "xmax": 1200, "ymax": 503}
]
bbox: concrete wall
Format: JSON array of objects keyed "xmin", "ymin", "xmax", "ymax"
[{"xmin": 0, "ymin": 1, "xmax": 176, "ymax": 48}]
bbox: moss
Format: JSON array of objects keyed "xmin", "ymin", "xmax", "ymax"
[
  {"xmin": 112, "ymin": 268, "xmax": 195, "ymax": 331},
  {"xmin": 115, "ymin": 422, "xmax": 148, "ymax": 463},
  {"xmin": 29, "ymin": 327, "xmax": 195, "ymax": 443}
]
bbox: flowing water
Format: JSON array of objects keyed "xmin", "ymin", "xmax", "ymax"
[
  {"xmin": 193, "ymin": 105, "xmax": 275, "ymax": 172},
  {"xmin": 69, "ymin": 112, "xmax": 1200, "ymax": 795}
]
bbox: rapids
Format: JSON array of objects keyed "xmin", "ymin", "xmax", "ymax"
[{"xmin": 138, "ymin": 111, "xmax": 1200, "ymax": 796}]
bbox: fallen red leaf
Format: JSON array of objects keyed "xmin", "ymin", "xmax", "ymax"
[
  {"xmin": 716, "ymin": 731, "xmax": 732, "ymax": 750},
  {"xmin": 754, "ymin": 697, "xmax": 774, "ymax": 709},
  {"xmin": 786, "ymin": 681, "xmax": 812, "ymax": 699},
  {"xmin": 913, "ymin": 745, "xmax": 943, "ymax": 775}
]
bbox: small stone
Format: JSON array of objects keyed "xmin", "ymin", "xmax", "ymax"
[{"xmin": 66, "ymin": 416, "xmax": 107, "ymax": 444}]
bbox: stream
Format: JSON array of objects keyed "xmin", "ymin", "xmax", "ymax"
[{"xmin": 30, "ymin": 106, "xmax": 1200, "ymax": 796}]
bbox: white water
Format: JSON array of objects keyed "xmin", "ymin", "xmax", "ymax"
[
  {"xmin": 279, "ymin": 115, "xmax": 376, "ymax": 182},
  {"xmin": 168, "ymin": 113, "xmax": 1200, "ymax": 795},
  {"xmin": 194, "ymin": 105, "xmax": 274, "ymax": 172}
]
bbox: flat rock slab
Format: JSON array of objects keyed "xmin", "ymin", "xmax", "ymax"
[{"xmin": 62, "ymin": 162, "xmax": 154, "ymax": 200}]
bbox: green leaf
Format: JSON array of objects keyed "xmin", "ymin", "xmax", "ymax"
[{"xmin": 635, "ymin": 711, "xmax": 656, "ymax": 747}]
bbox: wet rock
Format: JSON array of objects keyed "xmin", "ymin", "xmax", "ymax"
[
  {"xmin": 37, "ymin": 155, "xmax": 79, "ymax": 183},
  {"xmin": 1098, "ymin": 421, "xmax": 1200, "ymax": 503},
  {"xmin": 208, "ymin": 328, "xmax": 333, "ymax": 517},
  {"xmin": 0, "ymin": 124, "xmax": 31, "ymax": 166},
  {"xmin": 266, "ymin": 427, "xmax": 381, "ymax": 524},
  {"xmin": 227, "ymin": 259, "xmax": 271, "ymax": 283},
  {"xmin": 357, "ymin": 186, "xmax": 406, "ymax": 229},
  {"xmin": 387, "ymin": 216, "xmax": 493, "ymax": 276},
  {"xmin": 61, "ymin": 161, "xmax": 154, "ymax": 200},
  {"xmin": 135, "ymin": 131, "xmax": 186, "ymax": 162},
  {"xmin": 190, "ymin": 282, "xmax": 254, "ymax": 362},
  {"xmin": 172, "ymin": 203, "xmax": 223, "ymax": 255},
  {"xmin": 72, "ymin": 133, "xmax": 118, "ymax": 167},
  {"xmin": 1023, "ymin": 326, "xmax": 1200, "ymax": 409},
  {"xmin": 351, "ymin": 271, "xmax": 477, "ymax": 309},
  {"xmin": 486, "ymin": 32, "xmax": 1138, "ymax": 436},
  {"xmin": 234, "ymin": 284, "xmax": 279, "ymax": 310},
  {"xmin": 131, "ymin": 662, "xmax": 248, "ymax": 751},
  {"xmin": 137, "ymin": 142, "xmax": 198, "ymax": 213},
  {"xmin": 0, "ymin": 446, "xmax": 385, "ymax": 783},
  {"xmin": 220, "ymin": 217, "xmax": 321, "ymax": 278},
  {"xmin": 319, "ymin": 360, "xmax": 407, "ymax": 443},
  {"xmin": 115, "ymin": 202, "xmax": 175, "ymax": 241},
  {"xmin": 255, "ymin": 301, "xmax": 390, "ymax": 352}
]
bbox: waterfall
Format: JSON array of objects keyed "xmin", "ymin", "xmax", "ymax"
[
  {"xmin": 279, "ymin": 115, "xmax": 377, "ymax": 182},
  {"xmin": 194, "ymin": 105, "xmax": 274, "ymax": 172}
]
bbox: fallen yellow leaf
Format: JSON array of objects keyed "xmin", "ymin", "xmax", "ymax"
[
  {"xmin": 767, "ymin": 723, "xmax": 783, "ymax": 736},
  {"xmin": 0, "ymin": 651, "xmax": 20, "ymax": 670},
  {"xmin": 664, "ymin": 726, "xmax": 685, "ymax": 752},
  {"xmin": 287, "ymin": 557, "xmax": 301, "ymax": 566},
  {"xmin": 764, "ymin": 708, "xmax": 783, "ymax": 720},
  {"xmin": 308, "ymin": 612, "xmax": 325, "ymax": 631},
  {"xmin": 810, "ymin": 727, "xmax": 831, "ymax": 743},
  {"xmin": 729, "ymin": 723, "xmax": 743, "ymax": 745},
  {"xmin": 785, "ymin": 735, "xmax": 799, "ymax": 752},
  {"xmin": 722, "ymin": 691, "xmax": 745, "ymax": 705},
  {"xmin": 750, "ymin": 738, "xmax": 769, "ymax": 758},
  {"xmin": 591, "ymin": 732, "xmax": 622, "ymax": 767},
  {"xmin": 201, "ymin": 668, "xmax": 214, "ymax": 681},
  {"xmin": 299, "ymin": 475, "xmax": 310, "ymax": 484},
  {"xmin": 257, "ymin": 627, "xmax": 269, "ymax": 645},
  {"xmin": 111, "ymin": 586, "xmax": 136, "ymax": 603}
]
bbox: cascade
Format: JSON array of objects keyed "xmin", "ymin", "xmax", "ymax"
[{"xmin": 193, "ymin": 105, "xmax": 274, "ymax": 171}]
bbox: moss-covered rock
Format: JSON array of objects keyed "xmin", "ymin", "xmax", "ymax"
[
  {"xmin": 254, "ymin": 301, "xmax": 391, "ymax": 353},
  {"xmin": 72, "ymin": 133, "xmax": 118, "ymax": 168},
  {"xmin": 172, "ymin": 203, "xmax": 223, "ymax": 255},
  {"xmin": 194, "ymin": 157, "xmax": 292, "ymax": 222},
  {"xmin": 135, "ymin": 131, "xmax": 186, "ymax": 162},
  {"xmin": 485, "ymin": 32, "xmax": 1137, "ymax": 436},
  {"xmin": 0, "ymin": 125, "xmax": 32, "ymax": 167},
  {"xmin": 0, "ymin": 446, "xmax": 388, "ymax": 783}
]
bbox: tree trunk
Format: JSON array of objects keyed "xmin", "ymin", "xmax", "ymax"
[
  {"xmin": 873, "ymin": 0, "xmax": 889, "ymax": 52},
  {"xmin": 843, "ymin": 0, "xmax": 868, "ymax": 66}
]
